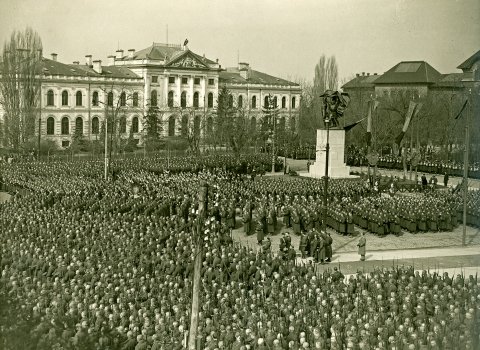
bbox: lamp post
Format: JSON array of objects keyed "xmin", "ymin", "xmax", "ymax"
[{"xmin": 322, "ymin": 102, "xmax": 331, "ymax": 234}]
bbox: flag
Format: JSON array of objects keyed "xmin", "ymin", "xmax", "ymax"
[
  {"xmin": 183, "ymin": 38, "xmax": 189, "ymax": 46},
  {"xmin": 395, "ymin": 101, "xmax": 417, "ymax": 147},
  {"xmin": 366, "ymin": 100, "xmax": 379, "ymax": 146},
  {"xmin": 344, "ymin": 118, "xmax": 365, "ymax": 132},
  {"xmin": 455, "ymin": 100, "xmax": 468, "ymax": 120}
]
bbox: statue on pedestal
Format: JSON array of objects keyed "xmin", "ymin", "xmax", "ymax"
[{"xmin": 320, "ymin": 90, "xmax": 350, "ymax": 128}]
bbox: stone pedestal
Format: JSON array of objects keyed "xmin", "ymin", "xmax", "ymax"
[{"xmin": 309, "ymin": 128, "xmax": 351, "ymax": 178}]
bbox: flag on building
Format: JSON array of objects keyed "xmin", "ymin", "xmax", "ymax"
[
  {"xmin": 395, "ymin": 101, "xmax": 417, "ymax": 147},
  {"xmin": 366, "ymin": 100, "xmax": 379, "ymax": 146},
  {"xmin": 344, "ymin": 117, "xmax": 365, "ymax": 132}
]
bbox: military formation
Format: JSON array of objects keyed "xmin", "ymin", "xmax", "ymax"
[{"xmin": 0, "ymin": 155, "xmax": 479, "ymax": 349}]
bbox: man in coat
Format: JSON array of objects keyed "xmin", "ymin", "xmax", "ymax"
[
  {"xmin": 357, "ymin": 232, "xmax": 366, "ymax": 261},
  {"xmin": 324, "ymin": 232, "xmax": 333, "ymax": 262}
]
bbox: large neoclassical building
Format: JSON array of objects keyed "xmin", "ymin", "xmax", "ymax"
[{"xmin": 2, "ymin": 42, "xmax": 301, "ymax": 148}]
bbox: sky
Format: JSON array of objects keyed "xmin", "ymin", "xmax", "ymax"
[{"xmin": 0, "ymin": 0, "xmax": 479, "ymax": 84}]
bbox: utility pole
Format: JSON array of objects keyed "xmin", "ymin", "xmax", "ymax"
[
  {"xmin": 188, "ymin": 182, "xmax": 208, "ymax": 349},
  {"xmin": 462, "ymin": 90, "xmax": 471, "ymax": 246},
  {"xmin": 104, "ymin": 117, "xmax": 108, "ymax": 181}
]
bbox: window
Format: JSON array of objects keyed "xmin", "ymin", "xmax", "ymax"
[
  {"xmin": 120, "ymin": 92, "xmax": 126, "ymax": 107},
  {"xmin": 228, "ymin": 95, "xmax": 233, "ymax": 108},
  {"xmin": 119, "ymin": 117, "xmax": 127, "ymax": 134},
  {"xmin": 273, "ymin": 96, "xmax": 277, "ymax": 108},
  {"xmin": 132, "ymin": 92, "xmax": 138, "ymax": 107},
  {"xmin": 193, "ymin": 92, "xmax": 199, "ymax": 108},
  {"xmin": 76, "ymin": 91, "xmax": 82, "ymax": 106},
  {"xmin": 252, "ymin": 96, "xmax": 257, "ymax": 109},
  {"xmin": 169, "ymin": 76, "xmax": 175, "ymax": 84},
  {"xmin": 62, "ymin": 140, "xmax": 70, "ymax": 148},
  {"xmin": 207, "ymin": 116, "xmax": 213, "ymax": 135},
  {"xmin": 264, "ymin": 96, "xmax": 269, "ymax": 108},
  {"xmin": 75, "ymin": 117, "xmax": 83, "ymax": 135},
  {"xmin": 92, "ymin": 91, "xmax": 99, "ymax": 106},
  {"xmin": 168, "ymin": 91, "xmax": 174, "ymax": 108},
  {"xmin": 47, "ymin": 90, "xmax": 54, "ymax": 106},
  {"xmin": 61, "ymin": 117, "xmax": 69, "ymax": 134},
  {"xmin": 62, "ymin": 91, "xmax": 68, "ymax": 106},
  {"xmin": 194, "ymin": 115, "xmax": 200, "ymax": 136},
  {"xmin": 181, "ymin": 92, "xmax": 187, "ymax": 108},
  {"xmin": 181, "ymin": 77, "xmax": 188, "ymax": 85},
  {"xmin": 92, "ymin": 117, "xmax": 99, "ymax": 134},
  {"xmin": 151, "ymin": 76, "xmax": 158, "ymax": 83},
  {"xmin": 238, "ymin": 95, "xmax": 243, "ymax": 108},
  {"xmin": 282, "ymin": 96, "xmax": 286, "ymax": 109},
  {"xmin": 194, "ymin": 77, "xmax": 200, "ymax": 85},
  {"xmin": 181, "ymin": 115, "xmax": 188, "ymax": 136},
  {"xmin": 46, "ymin": 117, "xmax": 55, "ymax": 135},
  {"xmin": 107, "ymin": 92, "xmax": 113, "ymax": 106},
  {"xmin": 208, "ymin": 78, "xmax": 214, "ymax": 86},
  {"xmin": 131, "ymin": 116, "xmax": 139, "ymax": 133},
  {"xmin": 168, "ymin": 116, "xmax": 176, "ymax": 136},
  {"xmin": 151, "ymin": 90, "xmax": 157, "ymax": 107},
  {"xmin": 207, "ymin": 93, "xmax": 213, "ymax": 108},
  {"xmin": 291, "ymin": 96, "xmax": 296, "ymax": 109}
]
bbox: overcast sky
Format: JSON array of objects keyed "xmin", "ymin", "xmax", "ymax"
[{"xmin": 1, "ymin": 0, "xmax": 479, "ymax": 84}]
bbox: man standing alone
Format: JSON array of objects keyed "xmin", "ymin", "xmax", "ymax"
[{"xmin": 358, "ymin": 232, "xmax": 366, "ymax": 261}]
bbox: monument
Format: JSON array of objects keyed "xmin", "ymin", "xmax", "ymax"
[{"xmin": 309, "ymin": 90, "xmax": 352, "ymax": 178}]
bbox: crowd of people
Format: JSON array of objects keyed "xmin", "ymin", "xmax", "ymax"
[{"xmin": 0, "ymin": 156, "xmax": 479, "ymax": 349}]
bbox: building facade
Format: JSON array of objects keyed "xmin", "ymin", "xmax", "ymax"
[{"xmin": 0, "ymin": 42, "xmax": 301, "ymax": 148}]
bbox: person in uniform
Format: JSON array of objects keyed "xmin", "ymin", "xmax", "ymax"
[
  {"xmin": 324, "ymin": 232, "xmax": 333, "ymax": 262},
  {"xmin": 299, "ymin": 231, "xmax": 308, "ymax": 259},
  {"xmin": 357, "ymin": 232, "xmax": 366, "ymax": 261}
]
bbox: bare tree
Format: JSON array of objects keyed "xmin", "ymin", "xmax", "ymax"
[{"xmin": 0, "ymin": 27, "xmax": 42, "ymax": 150}]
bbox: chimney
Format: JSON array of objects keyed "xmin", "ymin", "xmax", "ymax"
[
  {"xmin": 362, "ymin": 72, "xmax": 365, "ymax": 76},
  {"xmin": 93, "ymin": 60, "xmax": 102, "ymax": 74},
  {"xmin": 239, "ymin": 62, "xmax": 250, "ymax": 80},
  {"xmin": 367, "ymin": 73, "xmax": 370, "ymax": 76},
  {"xmin": 356, "ymin": 73, "xmax": 360, "ymax": 77},
  {"xmin": 128, "ymin": 49, "xmax": 135, "ymax": 59},
  {"xmin": 116, "ymin": 49, "xmax": 124, "ymax": 60},
  {"xmin": 374, "ymin": 73, "xmax": 378, "ymax": 75},
  {"xmin": 107, "ymin": 55, "xmax": 115, "ymax": 66},
  {"xmin": 85, "ymin": 55, "xmax": 92, "ymax": 66},
  {"xmin": 51, "ymin": 53, "xmax": 57, "ymax": 61},
  {"xmin": 73, "ymin": 61, "xmax": 79, "ymax": 65}
]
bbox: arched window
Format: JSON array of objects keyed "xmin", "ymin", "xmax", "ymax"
[
  {"xmin": 193, "ymin": 92, "xmax": 199, "ymax": 108},
  {"xmin": 181, "ymin": 115, "xmax": 188, "ymax": 136},
  {"xmin": 207, "ymin": 93, "xmax": 213, "ymax": 108},
  {"xmin": 120, "ymin": 92, "xmax": 126, "ymax": 107},
  {"xmin": 92, "ymin": 91, "xmax": 99, "ymax": 106},
  {"xmin": 46, "ymin": 117, "xmax": 55, "ymax": 135},
  {"xmin": 132, "ymin": 116, "xmax": 139, "ymax": 133},
  {"xmin": 62, "ymin": 91, "xmax": 68, "ymax": 106},
  {"xmin": 168, "ymin": 115, "xmax": 176, "ymax": 136},
  {"xmin": 228, "ymin": 95, "xmax": 233, "ymax": 108},
  {"xmin": 282, "ymin": 96, "xmax": 286, "ymax": 109},
  {"xmin": 250, "ymin": 117, "xmax": 256, "ymax": 133},
  {"xmin": 291, "ymin": 117, "xmax": 296, "ymax": 132},
  {"xmin": 92, "ymin": 117, "xmax": 99, "ymax": 134},
  {"xmin": 273, "ymin": 96, "xmax": 277, "ymax": 108},
  {"xmin": 119, "ymin": 116, "xmax": 127, "ymax": 134},
  {"xmin": 252, "ymin": 96, "xmax": 257, "ymax": 109},
  {"xmin": 238, "ymin": 95, "xmax": 243, "ymax": 108},
  {"xmin": 291, "ymin": 96, "xmax": 296, "ymax": 109},
  {"xmin": 75, "ymin": 117, "xmax": 83, "ymax": 135},
  {"xmin": 194, "ymin": 115, "xmax": 201, "ymax": 136},
  {"xmin": 132, "ymin": 92, "xmax": 139, "ymax": 107},
  {"xmin": 107, "ymin": 92, "xmax": 113, "ymax": 106},
  {"xmin": 76, "ymin": 91, "xmax": 82, "ymax": 106},
  {"xmin": 207, "ymin": 116, "xmax": 213, "ymax": 135},
  {"xmin": 151, "ymin": 90, "xmax": 157, "ymax": 107},
  {"xmin": 264, "ymin": 96, "xmax": 269, "ymax": 108},
  {"xmin": 181, "ymin": 92, "xmax": 187, "ymax": 108},
  {"xmin": 47, "ymin": 90, "xmax": 54, "ymax": 106},
  {"xmin": 168, "ymin": 91, "xmax": 174, "ymax": 108},
  {"xmin": 61, "ymin": 117, "xmax": 69, "ymax": 134}
]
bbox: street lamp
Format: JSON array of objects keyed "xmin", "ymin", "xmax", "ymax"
[{"xmin": 322, "ymin": 108, "xmax": 331, "ymax": 234}]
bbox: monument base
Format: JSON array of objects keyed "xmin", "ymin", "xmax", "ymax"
[{"xmin": 308, "ymin": 128, "xmax": 352, "ymax": 179}]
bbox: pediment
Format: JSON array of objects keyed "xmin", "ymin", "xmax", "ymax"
[{"xmin": 166, "ymin": 51, "xmax": 209, "ymax": 69}]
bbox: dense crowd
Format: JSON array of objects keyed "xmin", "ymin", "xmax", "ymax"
[{"xmin": 1, "ymin": 156, "xmax": 479, "ymax": 349}]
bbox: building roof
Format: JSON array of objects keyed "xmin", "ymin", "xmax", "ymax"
[
  {"xmin": 123, "ymin": 42, "xmax": 217, "ymax": 65},
  {"xmin": 40, "ymin": 58, "xmax": 141, "ymax": 79},
  {"xmin": 220, "ymin": 67, "xmax": 299, "ymax": 87},
  {"xmin": 341, "ymin": 74, "xmax": 379, "ymax": 89},
  {"xmin": 373, "ymin": 61, "xmax": 442, "ymax": 84},
  {"xmin": 433, "ymin": 72, "xmax": 470, "ymax": 88},
  {"xmin": 457, "ymin": 49, "xmax": 480, "ymax": 71}
]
